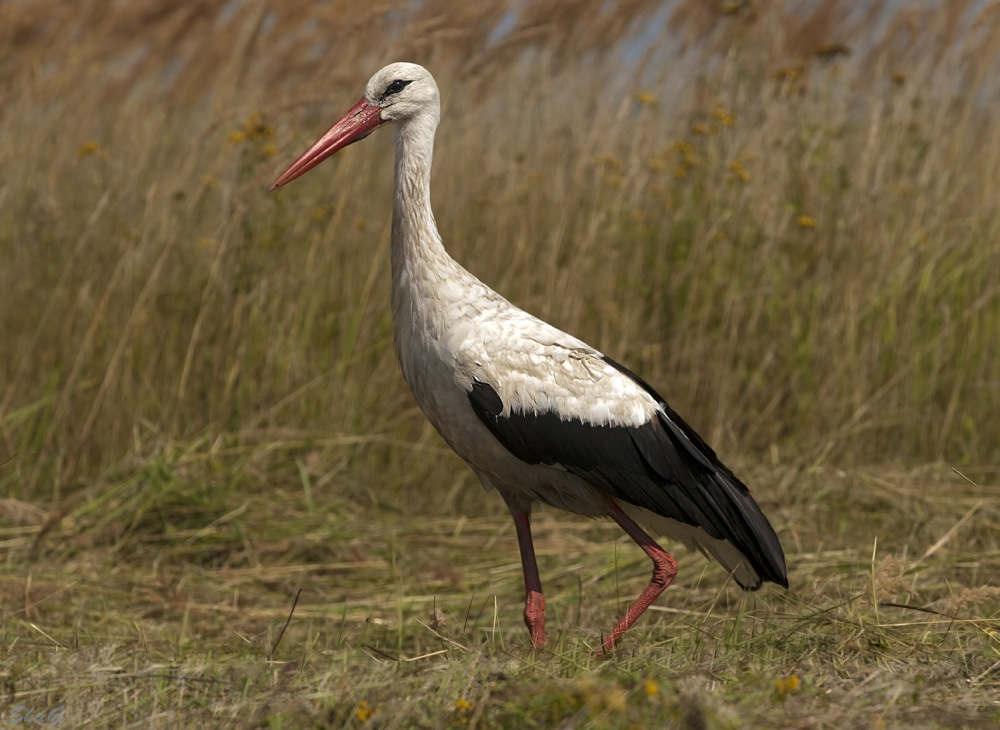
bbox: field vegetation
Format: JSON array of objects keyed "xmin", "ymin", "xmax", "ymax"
[{"xmin": 1, "ymin": 0, "xmax": 999, "ymax": 727}]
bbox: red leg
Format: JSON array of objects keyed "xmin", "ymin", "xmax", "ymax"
[
  {"xmin": 600, "ymin": 504, "xmax": 678, "ymax": 654},
  {"xmin": 510, "ymin": 509, "xmax": 546, "ymax": 648}
]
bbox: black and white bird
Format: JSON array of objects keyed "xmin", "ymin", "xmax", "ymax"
[{"xmin": 271, "ymin": 62, "xmax": 787, "ymax": 653}]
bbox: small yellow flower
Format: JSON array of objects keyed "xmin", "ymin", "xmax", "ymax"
[
  {"xmin": 635, "ymin": 91, "xmax": 658, "ymax": 107},
  {"xmin": 727, "ymin": 159, "xmax": 750, "ymax": 182},
  {"xmin": 241, "ymin": 111, "xmax": 274, "ymax": 141},
  {"xmin": 714, "ymin": 106, "xmax": 736, "ymax": 127},
  {"xmin": 261, "ymin": 143, "xmax": 277, "ymax": 157},
  {"xmin": 674, "ymin": 165, "xmax": 688, "ymax": 179},
  {"xmin": 643, "ymin": 679, "xmax": 659, "ymax": 697},
  {"xmin": 797, "ymin": 215, "xmax": 817, "ymax": 228},
  {"xmin": 77, "ymin": 141, "xmax": 100, "ymax": 158},
  {"xmin": 452, "ymin": 699, "xmax": 474, "ymax": 726},
  {"xmin": 774, "ymin": 674, "xmax": 801, "ymax": 699},
  {"xmin": 671, "ymin": 141, "xmax": 699, "ymax": 171},
  {"xmin": 647, "ymin": 158, "xmax": 666, "ymax": 173},
  {"xmin": 355, "ymin": 700, "xmax": 377, "ymax": 722},
  {"xmin": 229, "ymin": 112, "xmax": 276, "ymax": 146},
  {"xmin": 691, "ymin": 123, "xmax": 710, "ymax": 136}
]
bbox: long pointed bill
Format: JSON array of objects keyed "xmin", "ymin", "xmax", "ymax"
[{"xmin": 270, "ymin": 98, "xmax": 386, "ymax": 190}]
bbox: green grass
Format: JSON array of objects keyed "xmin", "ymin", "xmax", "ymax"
[
  {"xmin": 2, "ymin": 1, "xmax": 1000, "ymax": 727},
  {"xmin": 3, "ymin": 448, "xmax": 998, "ymax": 727}
]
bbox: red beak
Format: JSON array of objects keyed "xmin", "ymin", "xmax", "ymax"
[{"xmin": 270, "ymin": 98, "xmax": 386, "ymax": 190}]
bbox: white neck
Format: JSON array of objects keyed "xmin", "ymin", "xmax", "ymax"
[
  {"xmin": 390, "ymin": 110, "xmax": 451, "ymax": 284},
  {"xmin": 388, "ymin": 105, "xmax": 486, "ymax": 393}
]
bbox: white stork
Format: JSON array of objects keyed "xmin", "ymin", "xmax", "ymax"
[{"xmin": 271, "ymin": 63, "xmax": 787, "ymax": 653}]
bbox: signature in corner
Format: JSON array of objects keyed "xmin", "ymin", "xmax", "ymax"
[{"xmin": 4, "ymin": 706, "xmax": 66, "ymax": 727}]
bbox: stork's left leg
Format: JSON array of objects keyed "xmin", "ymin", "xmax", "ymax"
[
  {"xmin": 508, "ymin": 508, "xmax": 546, "ymax": 648},
  {"xmin": 600, "ymin": 504, "xmax": 678, "ymax": 653}
]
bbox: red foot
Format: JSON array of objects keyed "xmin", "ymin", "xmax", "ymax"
[
  {"xmin": 597, "ymin": 506, "xmax": 679, "ymax": 655},
  {"xmin": 524, "ymin": 590, "xmax": 546, "ymax": 648},
  {"xmin": 509, "ymin": 508, "xmax": 548, "ymax": 649}
]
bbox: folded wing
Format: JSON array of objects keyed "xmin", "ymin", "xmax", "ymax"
[{"xmin": 467, "ymin": 353, "xmax": 787, "ymax": 589}]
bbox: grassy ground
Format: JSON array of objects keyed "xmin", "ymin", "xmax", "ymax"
[
  {"xmin": 2, "ymin": 1, "xmax": 999, "ymax": 727},
  {"xmin": 2, "ymin": 458, "xmax": 998, "ymax": 728}
]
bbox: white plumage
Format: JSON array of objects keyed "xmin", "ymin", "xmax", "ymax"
[{"xmin": 272, "ymin": 62, "xmax": 787, "ymax": 653}]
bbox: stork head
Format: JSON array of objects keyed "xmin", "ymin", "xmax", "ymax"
[
  {"xmin": 270, "ymin": 62, "xmax": 438, "ymax": 190},
  {"xmin": 364, "ymin": 62, "xmax": 439, "ymax": 123}
]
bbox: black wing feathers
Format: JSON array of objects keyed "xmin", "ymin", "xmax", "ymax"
[{"xmin": 467, "ymin": 360, "xmax": 787, "ymax": 589}]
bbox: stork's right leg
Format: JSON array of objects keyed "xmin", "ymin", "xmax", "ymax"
[
  {"xmin": 509, "ymin": 508, "xmax": 546, "ymax": 648},
  {"xmin": 599, "ymin": 503, "xmax": 679, "ymax": 654}
]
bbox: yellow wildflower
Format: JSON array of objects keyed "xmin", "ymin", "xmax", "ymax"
[
  {"xmin": 714, "ymin": 106, "xmax": 736, "ymax": 127},
  {"xmin": 797, "ymin": 215, "xmax": 817, "ymax": 228},
  {"xmin": 727, "ymin": 159, "xmax": 750, "ymax": 182},
  {"xmin": 644, "ymin": 679, "xmax": 659, "ymax": 697},
  {"xmin": 635, "ymin": 91, "xmax": 658, "ymax": 107},
  {"xmin": 244, "ymin": 112, "xmax": 275, "ymax": 141},
  {"xmin": 76, "ymin": 141, "xmax": 100, "ymax": 158},
  {"xmin": 671, "ymin": 140, "xmax": 699, "ymax": 171},
  {"xmin": 691, "ymin": 123, "xmax": 710, "ymax": 136},
  {"xmin": 452, "ymin": 698, "xmax": 474, "ymax": 726},
  {"xmin": 774, "ymin": 674, "xmax": 801, "ymax": 699},
  {"xmin": 229, "ymin": 112, "xmax": 276, "ymax": 146},
  {"xmin": 355, "ymin": 700, "xmax": 377, "ymax": 722}
]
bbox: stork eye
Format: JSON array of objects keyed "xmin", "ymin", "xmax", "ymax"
[{"xmin": 383, "ymin": 79, "xmax": 412, "ymax": 98}]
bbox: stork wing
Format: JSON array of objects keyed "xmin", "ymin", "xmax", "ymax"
[{"xmin": 467, "ymin": 353, "xmax": 788, "ymax": 589}]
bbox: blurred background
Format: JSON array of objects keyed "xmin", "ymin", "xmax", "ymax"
[{"xmin": 3, "ymin": 0, "xmax": 998, "ymax": 503}]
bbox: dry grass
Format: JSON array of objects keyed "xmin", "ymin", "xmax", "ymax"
[
  {"xmin": 2, "ymin": 460, "xmax": 998, "ymax": 728},
  {"xmin": 1, "ymin": 1, "xmax": 999, "ymax": 727}
]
